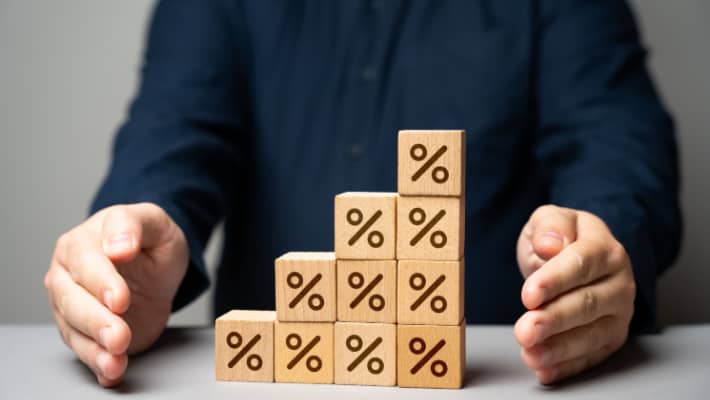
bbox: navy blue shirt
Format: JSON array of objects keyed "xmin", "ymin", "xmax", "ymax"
[{"xmin": 92, "ymin": 0, "xmax": 681, "ymax": 333}]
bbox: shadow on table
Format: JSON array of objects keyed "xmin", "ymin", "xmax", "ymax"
[
  {"xmin": 72, "ymin": 328, "xmax": 202, "ymax": 394},
  {"xmin": 536, "ymin": 339, "xmax": 653, "ymax": 392}
]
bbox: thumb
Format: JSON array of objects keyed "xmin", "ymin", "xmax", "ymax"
[
  {"xmin": 529, "ymin": 205, "xmax": 577, "ymax": 261},
  {"xmin": 101, "ymin": 203, "xmax": 174, "ymax": 263}
]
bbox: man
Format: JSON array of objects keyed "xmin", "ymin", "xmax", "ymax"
[{"xmin": 44, "ymin": 0, "xmax": 680, "ymax": 387}]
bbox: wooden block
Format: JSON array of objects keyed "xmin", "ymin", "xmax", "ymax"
[
  {"xmin": 275, "ymin": 252, "xmax": 336, "ymax": 322},
  {"xmin": 215, "ymin": 310, "xmax": 276, "ymax": 382},
  {"xmin": 397, "ymin": 259, "xmax": 464, "ymax": 325},
  {"xmin": 396, "ymin": 196, "xmax": 464, "ymax": 260},
  {"xmin": 398, "ymin": 130, "xmax": 466, "ymax": 196},
  {"xmin": 334, "ymin": 322, "xmax": 397, "ymax": 386},
  {"xmin": 274, "ymin": 321, "xmax": 334, "ymax": 384},
  {"xmin": 335, "ymin": 192, "xmax": 397, "ymax": 260},
  {"xmin": 337, "ymin": 260, "xmax": 397, "ymax": 323},
  {"xmin": 397, "ymin": 321, "xmax": 466, "ymax": 389}
]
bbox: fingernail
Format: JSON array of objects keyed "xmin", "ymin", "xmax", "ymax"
[
  {"xmin": 105, "ymin": 233, "xmax": 133, "ymax": 253},
  {"xmin": 99, "ymin": 326, "xmax": 111, "ymax": 349},
  {"xmin": 524, "ymin": 285, "xmax": 545, "ymax": 308},
  {"xmin": 96, "ymin": 352, "xmax": 111, "ymax": 377},
  {"xmin": 103, "ymin": 290, "xmax": 113, "ymax": 310},
  {"xmin": 540, "ymin": 231, "xmax": 563, "ymax": 247}
]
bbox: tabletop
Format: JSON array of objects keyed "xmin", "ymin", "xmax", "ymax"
[{"xmin": 1, "ymin": 324, "xmax": 708, "ymax": 399}]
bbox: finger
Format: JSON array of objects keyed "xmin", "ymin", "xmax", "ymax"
[
  {"xmin": 516, "ymin": 222, "xmax": 546, "ymax": 278},
  {"xmin": 528, "ymin": 205, "xmax": 577, "ymax": 261},
  {"xmin": 535, "ymin": 342, "xmax": 618, "ymax": 384},
  {"xmin": 520, "ymin": 315, "xmax": 621, "ymax": 370},
  {"xmin": 515, "ymin": 276, "xmax": 626, "ymax": 347},
  {"xmin": 49, "ymin": 265, "xmax": 131, "ymax": 355},
  {"xmin": 101, "ymin": 203, "xmax": 175, "ymax": 263},
  {"xmin": 56, "ymin": 231, "xmax": 130, "ymax": 315},
  {"xmin": 522, "ymin": 236, "xmax": 623, "ymax": 310},
  {"xmin": 53, "ymin": 308, "xmax": 128, "ymax": 385}
]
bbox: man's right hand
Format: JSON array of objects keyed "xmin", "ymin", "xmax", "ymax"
[{"xmin": 44, "ymin": 203, "xmax": 189, "ymax": 387}]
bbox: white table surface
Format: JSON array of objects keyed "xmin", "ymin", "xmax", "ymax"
[{"xmin": 1, "ymin": 325, "xmax": 709, "ymax": 399}]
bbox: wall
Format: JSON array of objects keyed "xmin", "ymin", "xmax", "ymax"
[{"xmin": 0, "ymin": 0, "xmax": 707, "ymax": 325}]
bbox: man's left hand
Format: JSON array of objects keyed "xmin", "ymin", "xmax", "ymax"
[{"xmin": 515, "ymin": 205, "xmax": 636, "ymax": 384}]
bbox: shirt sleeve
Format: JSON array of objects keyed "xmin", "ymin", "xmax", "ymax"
[
  {"xmin": 534, "ymin": 0, "xmax": 682, "ymax": 333},
  {"xmin": 91, "ymin": 0, "xmax": 249, "ymax": 311}
]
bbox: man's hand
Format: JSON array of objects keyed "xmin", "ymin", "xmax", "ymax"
[
  {"xmin": 44, "ymin": 203, "xmax": 189, "ymax": 387},
  {"xmin": 515, "ymin": 205, "xmax": 636, "ymax": 384}
]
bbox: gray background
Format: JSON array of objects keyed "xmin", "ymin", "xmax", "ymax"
[{"xmin": 0, "ymin": 1, "xmax": 708, "ymax": 326}]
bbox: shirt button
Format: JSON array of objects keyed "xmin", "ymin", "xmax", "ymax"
[
  {"xmin": 361, "ymin": 66, "xmax": 378, "ymax": 82},
  {"xmin": 347, "ymin": 143, "xmax": 365, "ymax": 160}
]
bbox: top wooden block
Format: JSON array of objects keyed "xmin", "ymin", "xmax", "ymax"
[{"xmin": 398, "ymin": 130, "xmax": 466, "ymax": 196}]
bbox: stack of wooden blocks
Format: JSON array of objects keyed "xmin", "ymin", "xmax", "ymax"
[{"xmin": 216, "ymin": 130, "xmax": 466, "ymax": 389}]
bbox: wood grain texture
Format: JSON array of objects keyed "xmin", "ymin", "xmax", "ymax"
[
  {"xmin": 337, "ymin": 260, "xmax": 397, "ymax": 323},
  {"xmin": 334, "ymin": 322, "xmax": 397, "ymax": 386},
  {"xmin": 275, "ymin": 252, "xmax": 336, "ymax": 322},
  {"xmin": 335, "ymin": 192, "xmax": 397, "ymax": 260},
  {"xmin": 398, "ymin": 130, "xmax": 465, "ymax": 196},
  {"xmin": 274, "ymin": 321, "xmax": 334, "ymax": 384},
  {"xmin": 215, "ymin": 310, "xmax": 276, "ymax": 382},
  {"xmin": 397, "ymin": 259, "xmax": 464, "ymax": 326},
  {"xmin": 396, "ymin": 196, "xmax": 464, "ymax": 260},
  {"xmin": 397, "ymin": 321, "xmax": 465, "ymax": 389}
]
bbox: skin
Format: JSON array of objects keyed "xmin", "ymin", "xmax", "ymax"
[
  {"xmin": 515, "ymin": 205, "xmax": 636, "ymax": 384},
  {"xmin": 44, "ymin": 203, "xmax": 188, "ymax": 387},
  {"xmin": 45, "ymin": 202, "xmax": 635, "ymax": 387}
]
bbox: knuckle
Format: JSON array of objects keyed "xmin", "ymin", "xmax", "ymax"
[
  {"xmin": 55, "ymin": 233, "xmax": 72, "ymax": 254},
  {"xmin": 587, "ymin": 325, "xmax": 602, "ymax": 350},
  {"xmin": 57, "ymin": 292, "xmax": 68, "ymax": 317},
  {"xmin": 582, "ymin": 289, "xmax": 599, "ymax": 319},
  {"xmin": 44, "ymin": 270, "xmax": 53, "ymax": 290},
  {"xmin": 546, "ymin": 309, "xmax": 563, "ymax": 330},
  {"xmin": 608, "ymin": 240, "xmax": 629, "ymax": 267},
  {"xmin": 624, "ymin": 279, "xmax": 637, "ymax": 301},
  {"xmin": 572, "ymin": 249, "xmax": 591, "ymax": 282}
]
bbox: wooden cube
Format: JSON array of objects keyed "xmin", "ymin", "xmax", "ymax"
[
  {"xmin": 397, "ymin": 259, "xmax": 464, "ymax": 326},
  {"xmin": 274, "ymin": 321, "xmax": 334, "ymax": 384},
  {"xmin": 398, "ymin": 130, "xmax": 466, "ymax": 196},
  {"xmin": 275, "ymin": 252, "xmax": 336, "ymax": 322},
  {"xmin": 335, "ymin": 192, "xmax": 397, "ymax": 260},
  {"xmin": 397, "ymin": 321, "xmax": 466, "ymax": 389},
  {"xmin": 397, "ymin": 196, "xmax": 464, "ymax": 260},
  {"xmin": 337, "ymin": 260, "xmax": 396, "ymax": 323},
  {"xmin": 334, "ymin": 322, "xmax": 397, "ymax": 386},
  {"xmin": 215, "ymin": 310, "xmax": 276, "ymax": 382}
]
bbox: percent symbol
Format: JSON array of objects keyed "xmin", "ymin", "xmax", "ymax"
[
  {"xmin": 409, "ymin": 208, "xmax": 447, "ymax": 248},
  {"xmin": 348, "ymin": 272, "xmax": 385, "ymax": 311},
  {"xmin": 410, "ymin": 144, "xmax": 449, "ymax": 184},
  {"xmin": 286, "ymin": 334, "xmax": 322, "ymax": 372},
  {"xmin": 226, "ymin": 332, "xmax": 262, "ymax": 370},
  {"xmin": 409, "ymin": 273, "xmax": 447, "ymax": 313},
  {"xmin": 409, "ymin": 337, "xmax": 448, "ymax": 377},
  {"xmin": 346, "ymin": 335, "xmax": 384, "ymax": 374},
  {"xmin": 347, "ymin": 208, "xmax": 384, "ymax": 248},
  {"xmin": 287, "ymin": 272, "xmax": 324, "ymax": 310}
]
